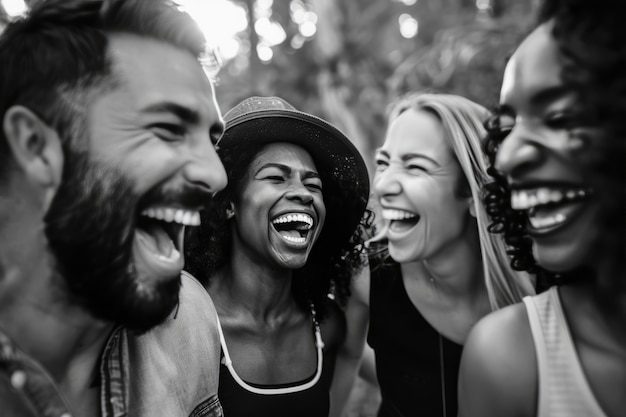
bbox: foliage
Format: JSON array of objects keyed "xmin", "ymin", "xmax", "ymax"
[
  {"xmin": 1, "ymin": 0, "xmax": 538, "ymax": 177},
  {"xmin": 216, "ymin": 0, "xmax": 538, "ymax": 178}
]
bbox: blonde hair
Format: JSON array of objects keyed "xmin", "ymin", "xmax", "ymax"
[{"xmin": 378, "ymin": 92, "xmax": 535, "ymax": 309}]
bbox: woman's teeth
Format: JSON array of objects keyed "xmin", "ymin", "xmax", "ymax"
[
  {"xmin": 282, "ymin": 235, "xmax": 306, "ymax": 243},
  {"xmin": 272, "ymin": 213, "xmax": 313, "ymax": 228},
  {"xmin": 528, "ymin": 212, "xmax": 566, "ymax": 229},
  {"xmin": 512, "ymin": 187, "xmax": 593, "ymax": 232},
  {"xmin": 511, "ymin": 187, "xmax": 588, "ymax": 210},
  {"xmin": 381, "ymin": 208, "xmax": 418, "ymax": 221},
  {"xmin": 271, "ymin": 212, "xmax": 314, "ymax": 244}
]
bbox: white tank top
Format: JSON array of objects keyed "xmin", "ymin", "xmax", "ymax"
[{"xmin": 523, "ymin": 286, "xmax": 608, "ymax": 417}]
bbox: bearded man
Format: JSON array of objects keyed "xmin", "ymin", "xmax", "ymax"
[{"xmin": 0, "ymin": 1, "xmax": 227, "ymax": 415}]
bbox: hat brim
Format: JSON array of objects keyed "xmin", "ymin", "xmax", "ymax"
[{"xmin": 221, "ymin": 109, "xmax": 370, "ymax": 241}]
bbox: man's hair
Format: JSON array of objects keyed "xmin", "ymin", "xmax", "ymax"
[
  {"xmin": 184, "ymin": 140, "xmax": 373, "ymax": 321},
  {"xmin": 369, "ymin": 92, "xmax": 535, "ymax": 309},
  {"xmin": 483, "ymin": 0, "xmax": 626, "ymax": 290},
  {"xmin": 0, "ymin": 0, "xmax": 206, "ymax": 179}
]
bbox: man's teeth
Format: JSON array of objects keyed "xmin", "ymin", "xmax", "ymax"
[
  {"xmin": 529, "ymin": 213, "xmax": 567, "ymax": 229},
  {"xmin": 511, "ymin": 188, "xmax": 588, "ymax": 210},
  {"xmin": 141, "ymin": 208, "xmax": 201, "ymax": 226},
  {"xmin": 272, "ymin": 213, "xmax": 313, "ymax": 229},
  {"xmin": 381, "ymin": 209, "xmax": 418, "ymax": 221}
]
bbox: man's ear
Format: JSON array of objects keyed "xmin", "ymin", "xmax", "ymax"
[{"xmin": 3, "ymin": 105, "xmax": 64, "ymax": 193}]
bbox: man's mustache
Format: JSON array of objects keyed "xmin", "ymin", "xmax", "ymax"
[{"xmin": 138, "ymin": 182, "xmax": 214, "ymax": 211}]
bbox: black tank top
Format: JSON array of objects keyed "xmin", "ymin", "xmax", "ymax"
[
  {"xmin": 217, "ymin": 310, "xmax": 334, "ymax": 417},
  {"xmin": 368, "ymin": 258, "xmax": 463, "ymax": 417}
]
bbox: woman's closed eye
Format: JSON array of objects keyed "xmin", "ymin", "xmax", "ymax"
[
  {"xmin": 264, "ymin": 175, "xmax": 285, "ymax": 182},
  {"xmin": 406, "ymin": 163, "xmax": 428, "ymax": 174},
  {"xmin": 304, "ymin": 179, "xmax": 323, "ymax": 191},
  {"xmin": 375, "ymin": 157, "xmax": 389, "ymax": 170},
  {"xmin": 544, "ymin": 111, "xmax": 578, "ymax": 130}
]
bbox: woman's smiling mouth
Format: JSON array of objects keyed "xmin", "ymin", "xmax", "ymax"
[
  {"xmin": 510, "ymin": 186, "xmax": 592, "ymax": 235},
  {"xmin": 271, "ymin": 212, "xmax": 314, "ymax": 246},
  {"xmin": 382, "ymin": 208, "xmax": 420, "ymax": 233}
]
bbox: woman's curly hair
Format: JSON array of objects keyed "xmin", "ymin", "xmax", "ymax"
[
  {"xmin": 185, "ymin": 139, "xmax": 374, "ymax": 321},
  {"xmin": 483, "ymin": 0, "xmax": 626, "ymax": 291}
]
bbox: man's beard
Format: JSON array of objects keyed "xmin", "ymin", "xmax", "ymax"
[{"xmin": 44, "ymin": 148, "xmax": 181, "ymax": 333}]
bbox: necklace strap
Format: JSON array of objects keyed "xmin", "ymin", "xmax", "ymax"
[{"xmin": 309, "ymin": 302, "xmax": 324, "ymax": 349}]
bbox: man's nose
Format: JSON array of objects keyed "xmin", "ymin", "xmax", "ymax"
[{"xmin": 184, "ymin": 135, "xmax": 227, "ymax": 195}]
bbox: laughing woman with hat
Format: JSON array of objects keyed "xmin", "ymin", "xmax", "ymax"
[{"xmin": 185, "ymin": 97, "xmax": 371, "ymax": 417}]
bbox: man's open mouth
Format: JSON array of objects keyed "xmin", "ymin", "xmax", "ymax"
[
  {"xmin": 135, "ymin": 207, "xmax": 200, "ymax": 265},
  {"xmin": 382, "ymin": 208, "xmax": 420, "ymax": 233},
  {"xmin": 271, "ymin": 212, "xmax": 314, "ymax": 245},
  {"xmin": 511, "ymin": 186, "xmax": 592, "ymax": 232}
]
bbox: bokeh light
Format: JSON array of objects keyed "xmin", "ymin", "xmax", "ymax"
[
  {"xmin": 0, "ymin": 0, "xmax": 321, "ymax": 65},
  {"xmin": 255, "ymin": 17, "xmax": 287, "ymax": 46},
  {"xmin": 2, "ymin": 0, "xmax": 26, "ymax": 16},
  {"xmin": 175, "ymin": 0, "xmax": 248, "ymax": 61},
  {"xmin": 399, "ymin": 13, "xmax": 419, "ymax": 38},
  {"xmin": 299, "ymin": 20, "xmax": 317, "ymax": 38},
  {"xmin": 257, "ymin": 43, "xmax": 274, "ymax": 62}
]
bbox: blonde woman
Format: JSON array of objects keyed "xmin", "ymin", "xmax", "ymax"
[{"xmin": 331, "ymin": 92, "xmax": 534, "ymax": 417}]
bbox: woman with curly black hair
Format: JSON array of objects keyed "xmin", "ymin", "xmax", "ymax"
[
  {"xmin": 459, "ymin": 0, "xmax": 625, "ymax": 416},
  {"xmin": 184, "ymin": 96, "xmax": 371, "ymax": 417}
]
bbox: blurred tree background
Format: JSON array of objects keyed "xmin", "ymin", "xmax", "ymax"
[
  {"xmin": 1, "ymin": 0, "xmax": 539, "ymax": 176},
  {"xmin": 209, "ymin": 0, "xmax": 540, "ymax": 175}
]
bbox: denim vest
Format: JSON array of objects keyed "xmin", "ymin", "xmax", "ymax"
[{"xmin": 0, "ymin": 272, "xmax": 222, "ymax": 417}]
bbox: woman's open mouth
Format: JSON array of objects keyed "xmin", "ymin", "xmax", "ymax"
[
  {"xmin": 271, "ymin": 212, "xmax": 314, "ymax": 246},
  {"xmin": 511, "ymin": 186, "xmax": 592, "ymax": 235},
  {"xmin": 382, "ymin": 208, "xmax": 420, "ymax": 234}
]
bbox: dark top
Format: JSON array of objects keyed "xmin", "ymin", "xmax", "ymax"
[
  {"xmin": 217, "ymin": 317, "xmax": 335, "ymax": 417},
  {"xmin": 367, "ymin": 258, "xmax": 463, "ymax": 417}
]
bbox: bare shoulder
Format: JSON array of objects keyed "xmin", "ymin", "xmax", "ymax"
[
  {"xmin": 319, "ymin": 297, "xmax": 347, "ymax": 352},
  {"xmin": 334, "ymin": 265, "xmax": 370, "ymax": 363},
  {"xmin": 350, "ymin": 263, "xmax": 370, "ymax": 306},
  {"xmin": 458, "ymin": 302, "xmax": 537, "ymax": 417}
]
